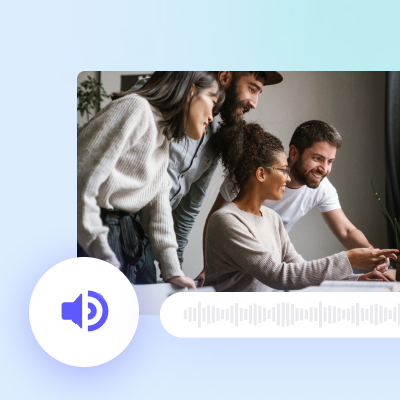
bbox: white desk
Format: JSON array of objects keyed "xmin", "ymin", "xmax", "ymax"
[{"xmin": 133, "ymin": 282, "xmax": 215, "ymax": 315}]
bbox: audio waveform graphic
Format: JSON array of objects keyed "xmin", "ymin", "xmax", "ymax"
[{"xmin": 183, "ymin": 301, "xmax": 400, "ymax": 328}]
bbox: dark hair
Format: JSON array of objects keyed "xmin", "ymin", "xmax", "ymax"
[
  {"xmin": 231, "ymin": 71, "xmax": 269, "ymax": 86},
  {"xmin": 289, "ymin": 120, "xmax": 343, "ymax": 157},
  {"xmin": 212, "ymin": 120, "xmax": 284, "ymax": 191},
  {"xmin": 112, "ymin": 72, "xmax": 225, "ymax": 141}
]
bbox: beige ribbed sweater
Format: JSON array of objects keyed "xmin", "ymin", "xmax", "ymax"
[
  {"xmin": 77, "ymin": 93, "xmax": 183, "ymax": 281},
  {"xmin": 205, "ymin": 202, "xmax": 359, "ymax": 291}
]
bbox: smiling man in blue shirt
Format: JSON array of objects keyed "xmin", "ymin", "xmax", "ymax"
[{"xmin": 132, "ymin": 71, "xmax": 283, "ymax": 286}]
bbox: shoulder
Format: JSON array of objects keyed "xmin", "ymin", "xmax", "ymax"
[
  {"xmin": 314, "ymin": 177, "xmax": 341, "ymax": 212},
  {"xmin": 261, "ymin": 206, "xmax": 285, "ymax": 230},
  {"xmin": 111, "ymin": 94, "xmax": 163, "ymax": 134},
  {"xmin": 208, "ymin": 203, "xmax": 255, "ymax": 245},
  {"xmin": 112, "ymin": 93, "xmax": 153, "ymax": 114},
  {"xmin": 101, "ymin": 94, "xmax": 161, "ymax": 128},
  {"xmin": 322, "ymin": 177, "xmax": 337, "ymax": 191},
  {"xmin": 318, "ymin": 178, "xmax": 338, "ymax": 198},
  {"xmin": 211, "ymin": 202, "xmax": 240, "ymax": 221},
  {"xmin": 298, "ymin": 178, "xmax": 336, "ymax": 203},
  {"xmin": 261, "ymin": 205, "xmax": 281, "ymax": 221},
  {"xmin": 209, "ymin": 202, "xmax": 245, "ymax": 228}
]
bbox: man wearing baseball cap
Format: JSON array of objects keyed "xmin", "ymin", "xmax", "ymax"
[{"xmin": 131, "ymin": 72, "xmax": 283, "ymax": 285}]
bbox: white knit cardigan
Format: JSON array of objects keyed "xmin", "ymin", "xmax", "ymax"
[{"xmin": 77, "ymin": 93, "xmax": 183, "ymax": 281}]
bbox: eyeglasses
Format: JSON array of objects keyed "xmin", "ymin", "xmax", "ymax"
[{"xmin": 265, "ymin": 166, "xmax": 290, "ymax": 178}]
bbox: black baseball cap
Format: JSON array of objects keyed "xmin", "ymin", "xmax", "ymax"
[{"xmin": 262, "ymin": 71, "xmax": 283, "ymax": 85}]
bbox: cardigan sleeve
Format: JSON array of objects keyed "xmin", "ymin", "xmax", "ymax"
[
  {"xmin": 139, "ymin": 172, "xmax": 184, "ymax": 281},
  {"xmin": 277, "ymin": 217, "xmax": 360, "ymax": 282},
  {"xmin": 77, "ymin": 95, "xmax": 154, "ymax": 266},
  {"xmin": 207, "ymin": 211, "xmax": 354, "ymax": 291}
]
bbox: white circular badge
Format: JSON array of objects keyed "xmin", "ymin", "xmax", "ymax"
[{"xmin": 29, "ymin": 257, "xmax": 139, "ymax": 367}]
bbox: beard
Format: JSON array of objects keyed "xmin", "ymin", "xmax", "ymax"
[
  {"xmin": 290, "ymin": 159, "xmax": 328, "ymax": 189},
  {"xmin": 218, "ymin": 77, "xmax": 251, "ymax": 125}
]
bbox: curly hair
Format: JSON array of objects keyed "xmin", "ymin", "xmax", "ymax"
[{"xmin": 212, "ymin": 120, "xmax": 284, "ymax": 191}]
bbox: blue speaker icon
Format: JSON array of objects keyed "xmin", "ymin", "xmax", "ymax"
[{"xmin": 62, "ymin": 291, "xmax": 109, "ymax": 331}]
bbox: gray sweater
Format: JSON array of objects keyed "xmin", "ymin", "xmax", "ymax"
[{"xmin": 205, "ymin": 202, "xmax": 359, "ymax": 292}]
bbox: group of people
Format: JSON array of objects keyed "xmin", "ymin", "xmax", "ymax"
[{"xmin": 77, "ymin": 71, "xmax": 398, "ymax": 291}]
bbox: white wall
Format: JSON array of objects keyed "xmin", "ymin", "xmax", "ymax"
[
  {"xmin": 77, "ymin": 72, "xmax": 388, "ymax": 279},
  {"xmin": 183, "ymin": 72, "xmax": 387, "ymax": 278}
]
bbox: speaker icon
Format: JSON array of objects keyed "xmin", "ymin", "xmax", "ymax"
[{"xmin": 62, "ymin": 291, "xmax": 109, "ymax": 332}]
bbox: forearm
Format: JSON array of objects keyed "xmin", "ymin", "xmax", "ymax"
[
  {"xmin": 341, "ymin": 273, "xmax": 361, "ymax": 281},
  {"xmin": 322, "ymin": 210, "xmax": 374, "ymax": 250},
  {"xmin": 139, "ymin": 189, "xmax": 183, "ymax": 281},
  {"xmin": 339, "ymin": 228, "xmax": 373, "ymax": 250},
  {"xmin": 202, "ymin": 214, "xmax": 211, "ymax": 271},
  {"xmin": 173, "ymin": 161, "xmax": 218, "ymax": 264},
  {"xmin": 207, "ymin": 214, "xmax": 354, "ymax": 291},
  {"xmin": 173, "ymin": 209, "xmax": 196, "ymax": 265},
  {"xmin": 281, "ymin": 230, "xmax": 361, "ymax": 282}
]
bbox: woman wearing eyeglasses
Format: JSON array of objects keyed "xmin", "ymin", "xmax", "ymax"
[{"xmin": 204, "ymin": 121, "xmax": 398, "ymax": 291}]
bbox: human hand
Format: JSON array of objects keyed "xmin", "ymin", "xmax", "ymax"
[
  {"xmin": 375, "ymin": 255, "xmax": 390, "ymax": 273},
  {"xmin": 346, "ymin": 248, "xmax": 398, "ymax": 270},
  {"xmin": 358, "ymin": 270, "xmax": 396, "ymax": 282},
  {"xmin": 194, "ymin": 268, "xmax": 206, "ymax": 288},
  {"xmin": 166, "ymin": 276, "xmax": 197, "ymax": 289}
]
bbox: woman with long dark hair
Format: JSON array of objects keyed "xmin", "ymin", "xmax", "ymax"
[
  {"xmin": 78, "ymin": 72, "xmax": 224, "ymax": 288},
  {"xmin": 205, "ymin": 121, "xmax": 398, "ymax": 291}
]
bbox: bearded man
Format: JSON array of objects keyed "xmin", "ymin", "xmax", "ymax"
[{"xmin": 200, "ymin": 120, "xmax": 390, "ymax": 286}]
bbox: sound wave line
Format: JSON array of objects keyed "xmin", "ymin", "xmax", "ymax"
[{"xmin": 183, "ymin": 301, "xmax": 400, "ymax": 328}]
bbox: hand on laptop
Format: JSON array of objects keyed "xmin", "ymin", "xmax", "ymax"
[
  {"xmin": 374, "ymin": 253, "xmax": 390, "ymax": 273},
  {"xmin": 166, "ymin": 276, "xmax": 197, "ymax": 289},
  {"xmin": 358, "ymin": 270, "xmax": 395, "ymax": 282}
]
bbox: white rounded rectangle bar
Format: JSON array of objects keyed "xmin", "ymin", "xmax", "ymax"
[{"xmin": 160, "ymin": 293, "xmax": 400, "ymax": 338}]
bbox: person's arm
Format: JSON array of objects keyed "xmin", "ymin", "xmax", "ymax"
[
  {"xmin": 207, "ymin": 211, "xmax": 398, "ymax": 291},
  {"xmin": 206, "ymin": 212, "xmax": 355, "ymax": 291},
  {"xmin": 196, "ymin": 192, "xmax": 226, "ymax": 286},
  {"xmin": 322, "ymin": 209, "xmax": 372, "ymax": 249},
  {"xmin": 278, "ymin": 216, "xmax": 359, "ymax": 282},
  {"xmin": 322, "ymin": 209, "xmax": 390, "ymax": 271},
  {"xmin": 172, "ymin": 159, "xmax": 218, "ymax": 270},
  {"xmin": 358, "ymin": 270, "xmax": 395, "ymax": 282},
  {"xmin": 138, "ymin": 175, "xmax": 187, "ymax": 284}
]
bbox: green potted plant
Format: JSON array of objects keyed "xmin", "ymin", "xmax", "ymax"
[
  {"xmin": 371, "ymin": 180, "xmax": 400, "ymax": 280},
  {"xmin": 77, "ymin": 75, "xmax": 110, "ymax": 130}
]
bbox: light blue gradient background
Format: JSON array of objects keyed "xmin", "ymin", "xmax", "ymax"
[{"xmin": 1, "ymin": 1, "xmax": 400, "ymax": 399}]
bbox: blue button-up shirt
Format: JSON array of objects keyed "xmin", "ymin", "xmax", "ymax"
[{"xmin": 132, "ymin": 79, "xmax": 219, "ymax": 265}]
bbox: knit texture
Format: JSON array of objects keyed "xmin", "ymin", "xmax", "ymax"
[
  {"xmin": 205, "ymin": 202, "xmax": 358, "ymax": 291},
  {"xmin": 77, "ymin": 93, "xmax": 183, "ymax": 280}
]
